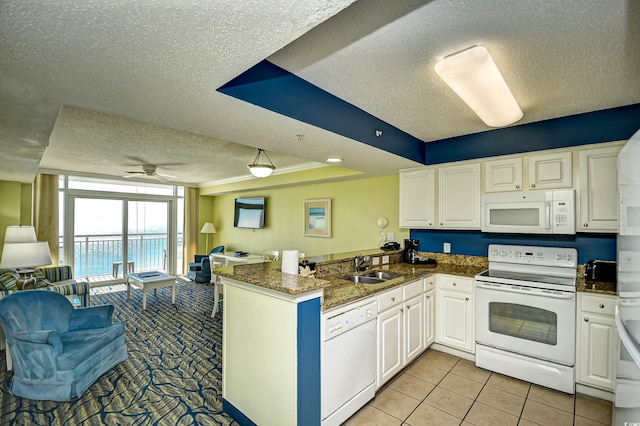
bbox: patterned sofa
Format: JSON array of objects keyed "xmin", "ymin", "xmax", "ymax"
[{"xmin": 0, "ymin": 266, "xmax": 91, "ymax": 307}]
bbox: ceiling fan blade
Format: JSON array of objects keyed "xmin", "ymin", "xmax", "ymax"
[
  {"xmin": 122, "ymin": 173, "xmax": 143, "ymax": 178},
  {"xmin": 156, "ymin": 173, "xmax": 177, "ymax": 179},
  {"xmin": 154, "ymin": 175, "xmax": 168, "ymax": 183}
]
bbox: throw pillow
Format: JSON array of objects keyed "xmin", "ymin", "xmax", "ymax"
[
  {"xmin": 30, "ymin": 277, "xmax": 52, "ymax": 289},
  {"xmin": 0, "ymin": 271, "xmax": 19, "ymax": 291}
]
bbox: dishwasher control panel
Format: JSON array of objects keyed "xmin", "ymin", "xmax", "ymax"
[{"xmin": 323, "ymin": 299, "xmax": 378, "ymax": 341}]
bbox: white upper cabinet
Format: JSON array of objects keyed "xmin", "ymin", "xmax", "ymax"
[
  {"xmin": 399, "ymin": 168, "xmax": 436, "ymax": 228},
  {"xmin": 485, "ymin": 157, "xmax": 523, "ymax": 192},
  {"xmin": 527, "ymin": 151, "xmax": 573, "ymax": 190},
  {"xmin": 438, "ymin": 163, "xmax": 481, "ymax": 229},
  {"xmin": 579, "ymin": 145, "xmax": 621, "ymax": 232}
]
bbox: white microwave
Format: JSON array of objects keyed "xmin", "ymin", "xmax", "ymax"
[{"xmin": 481, "ymin": 189, "xmax": 575, "ymax": 234}]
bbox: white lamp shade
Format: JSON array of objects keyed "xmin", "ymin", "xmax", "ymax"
[
  {"xmin": 435, "ymin": 45, "xmax": 523, "ymax": 127},
  {"xmin": 0, "ymin": 241, "xmax": 53, "ymax": 269},
  {"xmin": 4, "ymin": 226, "xmax": 37, "ymax": 243},
  {"xmin": 201, "ymin": 222, "xmax": 216, "ymax": 234}
]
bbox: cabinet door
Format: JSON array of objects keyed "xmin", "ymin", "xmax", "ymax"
[
  {"xmin": 485, "ymin": 157, "xmax": 523, "ymax": 192},
  {"xmin": 437, "ymin": 289, "xmax": 474, "ymax": 353},
  {"xmin": 438, "ymin": 163, "xmax": 481, "ymax": 229},
  {"xmin": 377, "ymin": 307, "xmax": 403, "ymax": 388},
  {"xmin": 579, "ymin": 146, "xmax": 621, "ymax": 232},
  {"xmin": 424, "ymin": 289, "xmax": 435, "ymax": 348},
  {"xmin": 399, "ymin": 168, "xmax": 436, "ymax": 228},
  {"xmin": 404, "ymin": 294, "xmax": 424, "ymax": 364},
  {"xmin": 527, "ymin": 151, "xmax": 573, "ymax": 189},
  {"xmin": 576, "ymin": 312, "xmax": 617, "ymax": 391}
]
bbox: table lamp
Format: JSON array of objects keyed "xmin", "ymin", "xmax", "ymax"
[
  {"xmin": 0, "ymin": 241, "xmax": 53, "ymax": 289},
  {"xmin": 201, "ymin": 222, "xmax": 216, "ymax": 253}
]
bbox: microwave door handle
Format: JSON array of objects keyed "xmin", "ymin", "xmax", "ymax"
[
  {"xmin": 615, "ymin": 305, "xmax": 640, "ymax": 368},
  {"xmin": 544, "ymin": 202, "xmax": 551, "ymax": 229}
]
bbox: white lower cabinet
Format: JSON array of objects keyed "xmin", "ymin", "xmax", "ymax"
[
  {"xmin": 424, "ymin": 276, "xmax": 435, "ymax": 348},
  {"xmin": 377, "ymin": 278, "xmax": 434, "ymax": 388},
  {"xmin": 436, "ymin": 275, "xmax": 474, "ymax": 353},
  {"xmin": 576, "ymin": 293, "xmax": 617, "ymax": 392}
]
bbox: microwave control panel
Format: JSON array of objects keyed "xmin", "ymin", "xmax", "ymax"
[{"xmin": 551, "ymin": 191, "xmax": 575, "ymax": 234}]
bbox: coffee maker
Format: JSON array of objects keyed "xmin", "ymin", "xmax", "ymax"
[{"xmin": 404, "ymin": 239, "xmax": 419, "ymax": 264}]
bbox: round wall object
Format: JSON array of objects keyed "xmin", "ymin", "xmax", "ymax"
[{"xmin": 377, "ymin": 217, "xmax": 388, "ymax": 228}]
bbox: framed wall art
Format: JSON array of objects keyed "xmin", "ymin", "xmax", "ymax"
[{"xmin": 304, "ymin": 198, "xmax": 331, "ymax": 238}]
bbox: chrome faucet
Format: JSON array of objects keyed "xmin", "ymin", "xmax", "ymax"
[{"xmin": 354, "ymin": 254, "xmax": 371, "ymax": 272}]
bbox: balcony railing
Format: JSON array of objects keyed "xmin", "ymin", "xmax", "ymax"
[{"xmin": 65, "ymin": 233, "xmax": 182, "ymax": 279}]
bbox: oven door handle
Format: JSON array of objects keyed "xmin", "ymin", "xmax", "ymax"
[{"xmin": 476, "ymin": 281, "xmax": 575, "ymax": 299}]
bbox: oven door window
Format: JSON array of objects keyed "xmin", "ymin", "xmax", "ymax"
[{"xmin": 489, "ymin": 302, "xmax": 557, "ymax": 345}]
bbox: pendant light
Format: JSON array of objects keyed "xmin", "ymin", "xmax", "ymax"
[{"xmin": 248, "ymin": 149, "xmax": 276, "ymax": 178}]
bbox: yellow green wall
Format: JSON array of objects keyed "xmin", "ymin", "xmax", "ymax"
[
  {"xmin": 0, "ymin": 180, "xmax": 33, "ymax": 250},
  {"xmin": 199, "ymin": 175, "xmax": 409, "ymax": 256}
]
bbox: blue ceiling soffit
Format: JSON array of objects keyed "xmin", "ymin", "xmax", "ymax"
[
  {"xmin": 217, "ymin": 60, "xmax": 426, "ymax": 164},
  {"xmin": 424, "ymin": 103, "xmax": 640, "ymax": 165}
]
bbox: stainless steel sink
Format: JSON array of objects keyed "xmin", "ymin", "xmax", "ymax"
[
  {"xmin": 364, "ymin": 271, "xmax": 404, "ymax": 280},
  {"xmin": 340, "ymin": 275, "xmax": 385, "ymax": 284}
]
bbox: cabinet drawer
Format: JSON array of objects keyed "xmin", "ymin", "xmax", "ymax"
[
  {"xmin": 378, "ymin": 287, "xmax": 403, "ymax": 312},
  {"xmin": 404, "ymin": 280, "xmax": 424, "ymax": 300},
  {"xmin": 438, "ymin": 275, "xmax": 473, "ymax": 293},
  {"xmin": 424, "ymin": 276, "xmax": 435, "ymax": 292},
  {"xmin": 580, "ymin": 293, "xmax": 616, "ymax": 316}
]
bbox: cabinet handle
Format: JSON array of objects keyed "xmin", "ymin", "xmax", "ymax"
[
  {"xmin": 429, "ymin": 222, "xmax": 432, "ymax": 226},
  {"xmin": 531, "ymin": 183, "xmax": 536, "ymax": 188},
  {"xmin": 516, "ymin": 184, "xmax": 520, "ymax": 189},
  {"xmin": 440, "ymin": 223, "xmax": 443, "ymax": 226},
  {"xmin": 453, "ymin": 282, "xmax": 457, "ymax": 286},
  {"xmin": 391, "ymin": 297, "xmax": 395, "ymax": 302},
  {"xmin": 584, "ymin": 223, "xmax": 589, "ymax": 227},
  {"xmin": 599, "ymin": 304, "xmax": 605, "ymax": 309},
  {"xmin": 465, "ymin": 297, "xmax": 469, "ymax": 301},
  {"xmin": 584, "ymin": 317, "xmax": 589, "ymax": 322}
]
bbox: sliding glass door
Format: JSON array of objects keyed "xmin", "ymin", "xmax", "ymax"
[{"xmin": 67, "ymin": 196, "xmax": 175, "ymax": 281}]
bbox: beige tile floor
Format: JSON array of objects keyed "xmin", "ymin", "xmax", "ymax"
[{"xmin": 345, "ymin": 349, "xmax": 613, "ymax": 426}]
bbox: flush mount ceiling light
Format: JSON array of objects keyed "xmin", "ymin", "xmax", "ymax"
[
  {"xmin": 326, "ymin": 157, "xmax": 343, "ymax": 163},
  {"xmin": 435, "ymin": 45, "xmax": 523, "ymax": 127},
  {"xmin": 247, "ymin": 148, "xmax": 276, "ymax": 178}
]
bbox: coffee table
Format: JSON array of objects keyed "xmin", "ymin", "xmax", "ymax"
[{"xmin": 126, "ymin": 271, "xmax": 176, "ymax": 310}]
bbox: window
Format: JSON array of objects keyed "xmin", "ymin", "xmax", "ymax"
[{"xmin": 59, "ymin": 176, "xmax": 184, "ymax": 282}]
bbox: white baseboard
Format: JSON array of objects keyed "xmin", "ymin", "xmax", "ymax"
[
  {"xmin": 430, "ymin": 343, "xmax": 475, "ymax": 362},
  {"xmin": 576, "ymin": 383, "xmax": 615, "ymax": 401}
]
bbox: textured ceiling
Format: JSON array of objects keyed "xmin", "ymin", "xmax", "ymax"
[{"xmin": 1, "ymin": 0, "xmax": 639, "ymax": 188}]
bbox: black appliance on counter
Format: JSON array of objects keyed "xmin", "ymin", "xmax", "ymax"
[
  {"xmin": 584, "ymin": 260, "xmax": 617, "ymax": 282},
  {"xmin": 404, "ymin": 239, "xmax": 419, "ymax": 263},
  {"xmin": 403, "ymin": 239, "xmax": 436, "ymax": 265}
]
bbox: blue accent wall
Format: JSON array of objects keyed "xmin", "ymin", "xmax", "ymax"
[
  {"xmin": 218, "ymin": 60, "xmax": 425, "ymax": 163},
  {"xmin": 424, "ymin": 104, "xmax": 640, "ymax": 165},
  {"xmin": 223, "ymin": 399, "xmax": 258, "ymax": 426},
  {"xmin": 410, "ymin": 230, "xmax": 616, "ymax": 264},
  {"xmin": 297, "ymin": 297, "xmax": 321, "ymax": 426}
]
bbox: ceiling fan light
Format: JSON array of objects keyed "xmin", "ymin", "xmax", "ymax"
[
  {"xmin": 435, "ymin": 45, "xmax": 523, "ymax": 127},
  {"xmin": 248, "ymin": 149, "xmax": 276, "ymax": 178}
]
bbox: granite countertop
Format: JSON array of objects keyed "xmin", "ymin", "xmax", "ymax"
[
  {"xmin": 321, "ymin": 261, "xmax": 487, "ymax": 311},
  {"xmin": 213, "ymin": 261, "xmax": 332, "ymax": 295},
  {"xmin": 214, "ymin": 248, "xmax": 618, "ymax": 310}
]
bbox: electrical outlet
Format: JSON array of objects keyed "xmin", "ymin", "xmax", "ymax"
[
  {"xmin": 387, "ymin": 232, "xmax": 395, "ymax": 241},
  {"xmin": 379, "ymin": 232, "xmax": 386, "ymax": 242},
  {"xmin": 443, "ymin": 242, "xmax": 451, "ymax": 253}
]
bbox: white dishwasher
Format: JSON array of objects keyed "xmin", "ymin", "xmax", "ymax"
[{"xmin": 321, "ymin": 297, "xmax": 378, "ymax": 426}]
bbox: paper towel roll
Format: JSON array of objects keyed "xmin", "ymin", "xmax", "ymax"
[{"xmin": 281, "ymin": 250, "xmax": 299, "ymax": 275}]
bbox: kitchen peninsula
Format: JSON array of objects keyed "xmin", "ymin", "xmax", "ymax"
[{"xmin": 214, "ymin": 248, "xmax": 487, "ymax": 426}]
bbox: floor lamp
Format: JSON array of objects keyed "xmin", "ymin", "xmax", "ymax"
[{"xmin": 201, "ymin": 222, "xmax": 216, "ymax": 253}]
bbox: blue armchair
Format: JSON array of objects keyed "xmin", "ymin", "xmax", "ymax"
[
  {"xmin": 0, "ymin": 290, "xmax": 128, "ymax": 401},
  {"xmin": 188, "ymin": 245, "xmax": 224, "ymax": 283}
]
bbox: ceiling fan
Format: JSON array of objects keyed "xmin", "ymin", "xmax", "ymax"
[{"xmin": 122, "ymin": 164, "xmax": 176, "ymax": 183}]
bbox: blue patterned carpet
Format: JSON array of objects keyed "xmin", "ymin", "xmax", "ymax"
[{"xmin": 0, "ymin": 281, "xmax": 237, "ymax": 425}]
